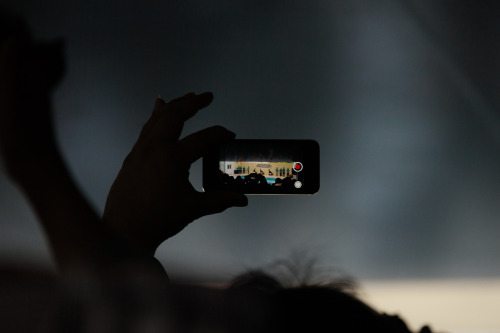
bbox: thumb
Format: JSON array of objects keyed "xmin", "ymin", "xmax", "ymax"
[{"xmin": 194, "ymin": 191, "xmax": 248, "ymax": 219}]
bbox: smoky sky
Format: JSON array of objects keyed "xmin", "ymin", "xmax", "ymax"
[{"xmin": 1, "ymin": 0, "xmax": 500, "ymax": 282}]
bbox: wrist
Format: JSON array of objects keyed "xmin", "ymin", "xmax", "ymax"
[
  {"xmin": 101, "ymin": 214, "xmax": 160, "ymax": 258},
  {"xmin": 4, "ymin": 144, "xmax": 63, "ymax": 186}
]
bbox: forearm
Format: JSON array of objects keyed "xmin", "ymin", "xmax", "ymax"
[
  {"xmin": 11, "ymin": 152, "xmax": 168, "ymax": 279},
  {"xmin": 0, "ymin": 16, "xmax": 169, "ymax": 280},
  {"xmin": 8, "ymin": 147, "xmax": 113, "ymax": 271}
]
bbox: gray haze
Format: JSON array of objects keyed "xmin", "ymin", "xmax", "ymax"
[{"xmin": 1, "ymin": 0, "xmax": 500, "ymax": 282}]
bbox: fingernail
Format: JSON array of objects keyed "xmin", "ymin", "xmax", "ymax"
[
  {"xmin": 155, "ymin": 95, "xmax": 164, "ymax": 108},
  {"xmin": 199, "ymin": 91, "xmax": 213, "ymax": 97},
  {"xmin": 200, "ymin": 91, "xmax": 214, "ymax": 101}
]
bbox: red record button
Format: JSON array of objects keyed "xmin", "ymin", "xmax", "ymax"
[{"xmin": 293, "ymin": 162, "xmax": 303, "ymax": 172}]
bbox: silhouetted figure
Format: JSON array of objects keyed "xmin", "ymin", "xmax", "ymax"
[
  {"xmin": 274, "ymin": 178, "xmax": 283, "ymax": 187},
  {"xmin": 0, "ymin": 9, "xmax": 434, "ymax": 333},
  {"xmin": 228, "ymin": 270, "xmax": 432, "ymax": 333},
  {"xmin": 282, "ymin": 177, "xmax": 294, "ymax": 191},
  {"xmin": 235, "ymin": 175, "xmax": 244, "ymax": 186}
]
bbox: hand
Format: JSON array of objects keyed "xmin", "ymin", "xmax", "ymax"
[
  {"xmin": 102, "ymin": 93, "xmax": 248, "ymax": 255},
  {"xmin": 0, "ymin": 14, "xmax": 136, "ymax": 273},
  {"xmin": 0, "ymin": 14, "xmax": 65, "ymax": 181}
]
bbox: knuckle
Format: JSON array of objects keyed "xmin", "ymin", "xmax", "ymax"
[
  {"xmin": 207, "ymin": 125, "xmax": 226, "ymax": 133},
  {"xmin": 122, "ymin": 149, "xmax": 139, "ymax": 166}
]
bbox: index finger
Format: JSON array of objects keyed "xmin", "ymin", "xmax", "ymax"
[
  {"xmin": 174, "ymin": 91, "xmax": 213, "ymax": 122},
  {"xmin": 148, "ymin": 92, "xmax": 214, "ymax": 143},
  {"xmin": 177, "ymin": 125, "xmax": 236, "ymax": 166}
]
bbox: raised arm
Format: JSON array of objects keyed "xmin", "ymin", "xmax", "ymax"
[
  {"xmin": 0, "ymin": 13, "xmax": 247, "ymax": 278},
  {"xmin": 0, "ymin": 17, "xmax": 137, "ymax": 275}
]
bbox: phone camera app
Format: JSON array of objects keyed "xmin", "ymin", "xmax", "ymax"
[
  {"xmin": 293, "ymin": 162, "xmax": 303, "ymax": 172},
  {"xmin": 203, "ymin": 139, "xmax": 319, "ymax": 195}
]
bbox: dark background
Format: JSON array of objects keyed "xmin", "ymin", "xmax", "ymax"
[{"xmin": 1, "ymin": 0, "xmax": 500, "ymax": 282}]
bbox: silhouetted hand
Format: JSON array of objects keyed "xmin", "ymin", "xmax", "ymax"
[
  {"xmin": 0, "ymin": 15, "xmax": 65, "ymax": 181},
  {"xmin": 0, "ymin": 15, "xmax": 137, "ymax": 273},
  {"xmin": 103, "ymin": 93, "xmax": 248, "ymax": 256}
]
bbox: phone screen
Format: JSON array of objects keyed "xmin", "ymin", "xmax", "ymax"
[{"xmin": 203, "ymin": 139, "xmax": 319, "ymax": 195}]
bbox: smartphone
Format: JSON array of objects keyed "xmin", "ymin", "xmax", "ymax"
[{"xmin": 203, "ymin": 139, "xmax": 319, "ymax": 195}]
